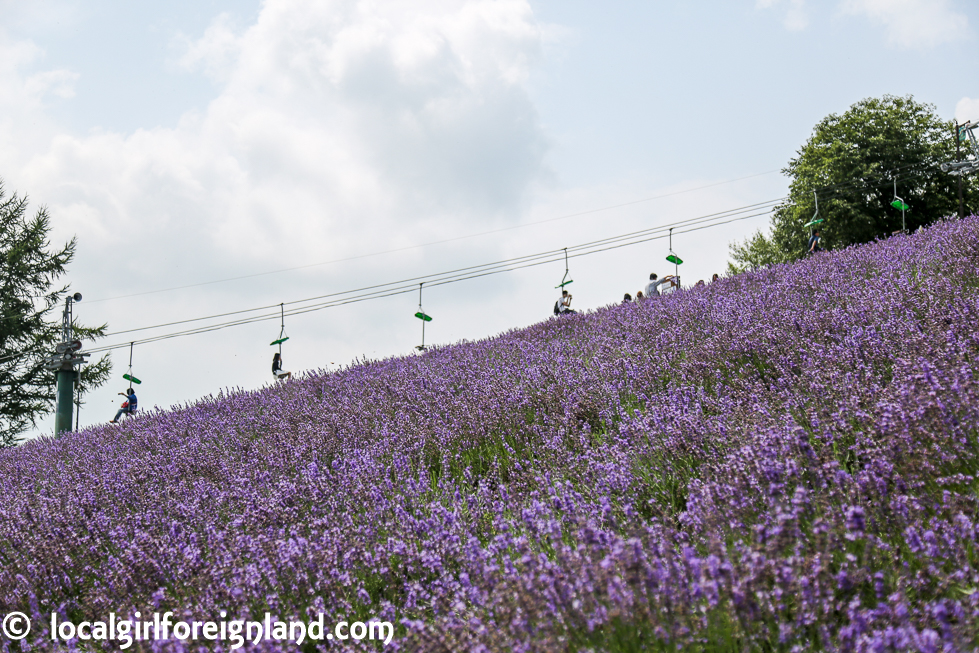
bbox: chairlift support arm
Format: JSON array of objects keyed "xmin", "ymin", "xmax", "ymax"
[
  {"xmin": 555, "ymin": 248, "xmax": 573, "ymax": 289},
  {"xmin": 666, "ymin": 228, "xmax": 682, "ymax": 288},
  {"xmin": 414, "ymin": 283, "xmax": 431, "ymax": 351},
  {"xmin": 891, "ymin": 178, "xmax": 908, "ymax": 232},
  {"xmin": 810, "ymin": 191, "xmax": 819, "ymax": 238},
  {"xmin": 270, "ymin": 303, "xmax": 289, "ymax": 350},
  {"xmin": 122, "ymin": 341, "xmax": 142, "ymax": 385}
]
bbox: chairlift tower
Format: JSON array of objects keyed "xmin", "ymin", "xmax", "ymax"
[
  {"xmin": 44, "ymin": 292, "xmax": 89, "ymax": 435},
  {"xmin": 942, "ymin": 120, "xmax": 979, "ymax": 191}
]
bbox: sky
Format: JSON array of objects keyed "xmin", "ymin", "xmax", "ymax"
[{"xmin": 2, "ymin": 0, "xmax": 977, "ymax": 437}]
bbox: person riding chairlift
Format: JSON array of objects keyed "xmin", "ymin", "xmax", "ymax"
[
  {"xmin": 110, "ymin": 388, "xmax": 137, "ymax": 423},
  {"xmin": 554, "ymin": 289, "xmax": 576, "ymax": 315},
  {"xmin": 645, "ymin": 273, "xmax": 676, "ymax": 297},
  {"xmin": 272, "ymin": 352, "xmax": 292, "ymax": 381},
  {"xmin": 808, "ymin": 229, "xmax": 823, "ymax": 254}
]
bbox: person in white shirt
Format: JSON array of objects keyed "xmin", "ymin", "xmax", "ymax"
[
  {"xmin": 556, "ymin": 290, "xmax": 576, "ymax": 314},
  {"xmin": 644, "ymin": 273, "xmax": 676, "ymax": 296}
]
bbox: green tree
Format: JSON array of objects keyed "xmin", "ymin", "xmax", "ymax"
[
  {"xmin": 0, "ymin": 180, "xmax": 111, "ymax": 445},
  {"xmin": 729, "ymin": 95, "xmax": 979, "ymax": 272}
]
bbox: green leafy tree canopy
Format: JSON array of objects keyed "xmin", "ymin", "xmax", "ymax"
[
  {"xmin": 729, "ymin": 95, "xmax": 979, "ymax": 272},
  {"xmin": 0, "ymin": 180, "xmax": 111, "ymax": 445}
]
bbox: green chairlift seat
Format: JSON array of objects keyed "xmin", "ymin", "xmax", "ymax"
[
  {"xmin": 554, "ymin": 248, "xmax": 573, "ymax": 289},
  {"xmin": 122, "ymin": 343, "xmax": 142, "ymax": 385},
  {"xmin": 415, "ymin": 284, "xmax": 432, "ymax": 351},
  {"xmin": 270, "ymin": 303, "xmax": 289, "ymax": 348},
  {"xmin": 666, "ymin": 254, "xmax": 683, "ymax": 265},
  {"xmin": 890, "ymin": 199, "xmax": 910, "ymax": 212},
  {"xmin": 803, "ymin": 218, "xmax": 825, "ymax": 228}
]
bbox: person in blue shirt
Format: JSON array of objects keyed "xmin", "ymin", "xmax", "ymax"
[
  {"xmin": 808, "ymin": 229, "xmax": 822, "ymax": 254},
  {"xmin": 110, "ymin": 388, "xmax": 137, "ymax": 423}
]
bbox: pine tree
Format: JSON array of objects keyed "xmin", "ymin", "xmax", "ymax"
[{"xmin": 0, "ymin": 180, "xmax": 110, "ymax": 445}]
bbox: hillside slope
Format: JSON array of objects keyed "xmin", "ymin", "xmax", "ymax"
[{"xmin": 2, "ymin": 218, "xmax": 979, "ymax": 651}]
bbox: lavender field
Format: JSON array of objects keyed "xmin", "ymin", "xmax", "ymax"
[{"xmin": 3, "ymin": 217, "xmax": 979, "ymax": 652}]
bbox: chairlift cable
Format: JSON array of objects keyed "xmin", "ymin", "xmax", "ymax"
[
  {"xmin": 96, "ymin": 198, "xmax": 787, "ymax": 341},
  {"xmin": 83, "ymin": 170, "xmax": 785, "ymax": 304},
  {"xmin": 7, "ymin": 202, "xmax": 783, "ymax": 362},
  {"xmin": 83, "ymin": 205, "xmax": 778, "ymax": 356}
]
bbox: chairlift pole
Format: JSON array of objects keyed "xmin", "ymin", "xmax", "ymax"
[
  {"xmin": 555, "ymin": 247, "xmax": 573, "ymax": 289},
  {"xmin": 890, "ymin": 178, "xmax": 910, "ymax": 233},
  {"xmin": 664, "ymin": 229, "xmax": 684, "ymax": 291},
  {"xmin": 278, "ymin": 304, "xmax": 284, "ymax": 356},
  {"xmin": 669, "ymin": 228, "xmax": 678, "ymax": 285},
  {"xmin": 418, "ymin": 283, "xmax": 425, "ymax": 351},
  {"xmin": 413, "ymin": 284, "xmax": 432, "ymax": 351},
  {"xmin": 269, "ymin": 303, "xmax": 290, "ymax": 351},
  {"xmin": 810, "ymin": 191, "xmax": 819, "ymax": 239},
  {"xmin": 894, "ymin": 178, "xmax": 905, "ymax": 232},
  {"xmin": 120, "ymin": 341, "xmax": 142, "ymax": 385}
]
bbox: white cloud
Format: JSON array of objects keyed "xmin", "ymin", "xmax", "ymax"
[
  {"xmin": 839, "ymin": 0, "xmax": 970, "ymax": 48},
  {"xmin": 24, "ymin": 69, "xmax": 79, "ymax": 99},
  {"xmin": 174, "ymin": 12, "xmax": 244, "ymax": 82},
  {"xmin": 1, "ymin": 0, "xmax": 786, "ymax": 440},
  {"xmin": 955, "ymin": 97, "xmax": 979, "ymax": 124},
  {"xmin": 0, "ymin": 35, "xmax": 78, "ymax": 169},
  {"xmin": 9, "ymin": 0, "xmax": 549, "ymax": 266},
  {"xmin": 0, "ymin": 0, "xmax": 556, "ymax": 434},
  {"xmin": 0, "ymin": 37, "xmax": 58, "ymax": 106},
  {"xmin": 755, "ymin": 0, "xmax": 809, "ymax": 31}
]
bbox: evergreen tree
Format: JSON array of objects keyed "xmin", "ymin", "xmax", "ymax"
[
  {"xmin": 730, "ymin": 95, "xmax": 979, "ymax": 272},
  {"xmin": 0, "ymin": 180, "xmax": 110, "ymax": 445}
]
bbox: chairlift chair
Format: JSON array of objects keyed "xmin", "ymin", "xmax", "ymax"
[
  {"xmin": 270, "ymin": 303, "xmax": 290, "ymax": 351},
  {"xmin": 122, "ymin": 341, "xmax": 142, "ymax": 385},
  {"xmin": 554, "ymin": 247, "xmax": 573, "ymax": 289},
  {"xmin": 116, "ymin": 341, "xmax": 140, "ymax": 421},
  {"xmin": 891, "ymin": 178, "xmax": 909, "ymax": 232},
  {"xmin": 665, "ymin": 228, "xmax": 682, "ymax": 291},
  {"xmin": 805, "ymin": 191, "xmax": 824, "ymax": 238},
  {"xmin": 414, "ymin": 283, "xmax": 432, "ymax": 351}
]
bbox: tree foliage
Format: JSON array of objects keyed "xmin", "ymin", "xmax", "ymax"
[
  {"xmin": 0, "ymin": 180, "xmax": 110, "ymax": 445},
  {"xmin": 729, "ymin": 95, "xmax": 979, "ymax": 272}
]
